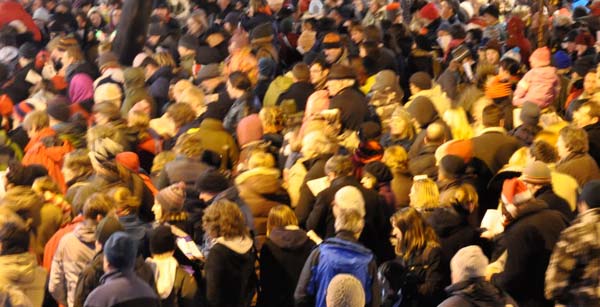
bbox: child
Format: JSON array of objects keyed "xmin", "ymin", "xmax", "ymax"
[{"xmin": 512, "ymin": 47, "xmax": 559, "ymax": 109}]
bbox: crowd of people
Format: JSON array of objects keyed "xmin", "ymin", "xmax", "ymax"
[{"xmin": 0, "ymin": 0, "xmax": 600, "ymax": 306}]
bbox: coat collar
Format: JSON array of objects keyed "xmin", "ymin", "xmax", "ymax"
[{"xmin": 476, "ymin": 126, "xmax": 507, "ymax": 137}]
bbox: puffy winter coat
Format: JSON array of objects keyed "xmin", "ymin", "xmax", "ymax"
[
  {"xmin": 513, "ymin": 66, "xmax": 559, "ymax": 109},
  {"xmin": 0, "ymin": 253, "xmax": 47, "ymax": 307}
]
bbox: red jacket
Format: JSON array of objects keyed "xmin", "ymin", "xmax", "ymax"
[{"xmin": 0, "ymin": 1, "xmax": 42, "ymax": 41}]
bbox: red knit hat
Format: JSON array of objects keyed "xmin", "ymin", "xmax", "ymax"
[
  {"xmin": 501, "ymin": 178, "xmax": 532, "ymax": 218},
  {"xmin": 116, "ymin": 152, "xmax": 140, "ymax": 173},
  {"xmin": 419, "ymin": 3, "xmax": 440, "ymax": 21}
]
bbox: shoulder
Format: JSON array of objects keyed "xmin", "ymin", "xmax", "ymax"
[{"xmin": 438, "ymin": 295, "xmax": 472, "ymax": 307}]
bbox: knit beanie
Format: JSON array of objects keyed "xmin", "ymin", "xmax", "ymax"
[
  {"xmin": 250, "ymin": 23, "xmax": 274, "ymax": 42},
  {"xmin": 325, "ymin": 274, "xmax": 366, "ymax": 307},
  {"xmin": 18, "ymin": 42, "xmax": 38, "ymax": 60},
  {"xmin": 149, "ymin": 225, "xmax": 176, "ymax": 255},
  {"xmin": 95, "ymin": 215, "xmax": 124, "ymax": 246},
  {"xmin": 440, "ymin": 154, "xmax": 466, "ymax": 178},
  {"xmin": 322, "ymin": 32, "xmax": 342, "ymax": 49},
  {"xmin": 521, "ymin": 160, "xmax": 551, "ymax": 185},
  {"xmin": 409, "ymin": 72, "xmax": 432, "ymax": 90},
  {"xmin": 156, "ymin": 182, "xmax": 186, "ymax": 213},
  {"xmin": 440, "ymin": 139, "xmax": 474, "ymax": 163},
  {"xmin": 529, "ymin": 47, "xmax": 551, "ymax": 68},
  {"xmin": 46, "ymin": 97, "xmax": 71, "ymax": 122},
  {"xmin": 450, "ymin": 245, "xmax": 489, "ymax": 282},
  {"xmin": 0, "ymin": 94, "xmax": 13, "ymax": 117},
  {"xmin": 519, "ymin": 101, "xmax": 540, "ymax": 126},
  {"xmin": 501, "ymin": 47, "xmax": 521, "ymax": 64},
  {"xmin": 178, "ymin": 34, "xmax": 199, "ymax": 50},
  {"xmin": 501, "ymin": 178, "xmax": 532, "ymax": 217},
  {"xmin": 104, "ymin": 231, "xmax": 138, "ymax": 270},
  {"xmin": 236, "ymin": 113, "xmax": 263, "ymax": 147},
  {"xmin": 195, "ymin": 168, "xmax": 230, "ymax": 193},
  {"xmin": 97, "ymin": 52, "xmax": 119, "ymax": 70},
  {"xmin": 485, "ymin": 76, "xmax": 512, "ymax": 99},
  {"xmin": 358, "ymin": 121, "xmax": 382, "ymax": 141},
  {"xmin": 116, "ymin": 152, "xmax": 140, "ymax": 173},
  {"xmin": 419, "ymin": 2, "xmax": 440, "ymax": 21},
  {"xmin": 552, "ymin": 51, "xmax": 572, "ymax": 69},
  {"xmin": 580, "ymin": 180, "xmax": 600, "ymax": 208},
  {"xmin": 364, "ymin": 161, "xmax": 393, "ymax": 183},
  {"xmin": 13, "ymin": 102, "xmax": 34, "ymax": 121},
  {"xmin": 94, "ymin": 83, "xmax": 123, "ymax": 105},
  {"xmin": 334, "ymin": 186, "xmax": 366, "ymax": 217},
  {"xmin": 328, "ymin": 64, "xmax": 356, "ymax": 80},
  {"xmin": 258, "ymin": 57, "xmax": 276, "ymax": 78}
]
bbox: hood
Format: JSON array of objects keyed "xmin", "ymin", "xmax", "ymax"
[
  {"xmin": 74, "ymin": 221, "xmax": 97, "ymax": 244},
  {"xmin": 425, "ymin": 207, "xmax": 465, "ymax": 236},
  {"xmin": 529, "ymin": 66, "xmax": 558, "ymax": 82},
  {"xmin": 124, "ymin": 67, "xmax": 146, "ymax": 89},
  {"xmin": 445, "ymin": 279, "xmax": 507, "ymax": 307},
  {"xmin": 148, "ymin": 66, "xmax": 173, "ymax": 84},
  {"xmin": 235, "ymin": 167, "xmax": 282, "ymax": 194},
  {"xmin": 269, "ymin": 226, "xmax": 310, "ymax": 250},
  {"xmin": 0, "ymin": 253, "xmax": 41, "ymax": 286},
  {"xmin": 215, "ymin": 236, "xmax": 253, "ymax": 254}
]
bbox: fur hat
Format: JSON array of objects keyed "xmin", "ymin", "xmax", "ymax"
[
  {"xmin": 521, "ymin": 161, "xmax": 551, "ymax": 185},
  {"xmin": 95, "ymin": 216, "xmax": 124, "ymax": 246},
  {"xmin": 94, "ymin": 83, "xmax": 123, "ymax": 105},
  {"xmin": 46, "ymin": 97, "xmax": 71, "ymax": 122},
  {"xmin": 325, "ymin": 274, "xmax": 366, "ymax": 307},
  {"xmin": 529, "ymin": 47, "xmax": 551, "ymax": 68},
  {"xmin": 419, "ymin": 2, "xmax": 440, "ymax": 21},
  {"xmin": 552, "ymin": 51, "xmax": 572, "ymax": 69},
  {"xmin": 195, "ymin": 169, "xmax": 230, "ymax": 193},
  {"xmin": 409, "ymin": 72, "xmax": 432, "ymax": 90},
  {"xmin": 156, "ymin": 182, "xmax": 186, "ymax": 213},
  {"xmin": 580, "ymin": 180, "xmax": 600, "ymax": 208},
  {"xmin": 328, "ymin": 64, "xmax": 356, "ymax": 80},
  {"xmin": 364, "ymin": 161, "xmax": 393, "ymax": 183},
  {"xmin": 334, "ymin": 186, "xmax": 365, "ymax": 217},
  {"xmin": 104, "ymin": 232, "xmax": 138, "ymax": 270},
  {"xmin": 450, "ymin": 245, "xmax": 489, "ymax": 282},
  {"xmin": 520, "ymin": 101, "xmax": 540, "ymax": 126},
  {"xmin": 149, "ymin": 225, "xmax": 176, "ymax": 255}
]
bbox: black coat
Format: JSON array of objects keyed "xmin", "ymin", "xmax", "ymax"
[
  {"xmin": 295, "ymin": 154, "xmax": 333, "ymax": 227},
  {"xmin": 439, "ymin": 279, "xmax": 518, "ymax": 307},
  {"xmin": 408, "ymin": 142, "xmax": 440, "ymax": 179},
  {"xmin": 112, "ymin": 0, "xmax": 152, "ymax": 65},
  {"xmin": 534, "ymin": 185, "xmax": 575, "ymax": 222},
  {"xmin": 257, "ymin": 228, "xmax": 315, "ymax": 307},
  {"xmin": 491, "ymin": 200, "xmax": 568, "ymax": 307},
  {"xmin": 329, "ymin": 87, "xmax": 370, "ymax": 131},
  {"xmin": 584, "ymin": 122, "xmax": 600, "ymax": 168},
  {"xmin": 471, "ymin": 128, "xmax": 522, "ymax": 176},
  {"xmin": 275, "ymin": 82, "xmax": 315, "ymax": 111},
  {"xmin": 306, "ymin": 176, "xmax": 394, "ymax": 263}
]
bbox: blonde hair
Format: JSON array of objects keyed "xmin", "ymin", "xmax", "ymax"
[
  {"xmin": 32, "ymin": 176, "xmax": 62, "ymax": 195},
  {"xmin": 266, "ymin": 205, "xmax": 298, "ymax": 236},
  {"xmin": 173, "ymin": 79, "xmax": 194, "ymax": 102},
  {"xmin": 410, "ymin": 177, "xmax": 440, "ymax": 209},
  {"xmin": 174, "ymin": 132, "xmax": 205, "ymax": 158},
  {"xmin": 128, "ymin": 111, "xmax": 150, "ymax": 130},
  {"xmin": 382, "ymin": 145, "xmax": 408, "ymax": 173},
  {"xmin": 391, "ymin": 207, "xmax": 439, "ymax": 261},
  {"xmin": 390, "ymin": 107, "xmax": 415, "ymax": 140},
  {"xmin": 108, "ymin": 186, "xmax": 141, "ymax": 215},
  {"xmin": 259, "ymin": 106, "xmax": 284, "ymax": 134},
  {"xmin": 151, "ymin": 150, "xmax": 176, "ymax": 174},
  {"xmin": 152, "ymin": 51, "xmax": 176, "ymax": 68},
  {"xmin": 248, "ymin": 151, "xmax": 275, "ymax": 168},
  {"xmin": 23, "ymin": 110, "xmax": 49, "ymax": 132},
  {"xmin": 301, "ymin": 130, "xmax": 337, "ymax": 159},
  {"xmin": 443, "ymin": 107, "xmax": 473, "ymax": 140},
  {"xmin": 178, "ymin": 86, "xmax": 206, "ymax": 116}
]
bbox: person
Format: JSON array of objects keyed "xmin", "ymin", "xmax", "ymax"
[
  {"xmin": 556, "ymin": 125, "xmax": 600, "ymax": 186},
  {"xmin": 521, "ymin": 161, "xmax": 575, "ymax": 221},
  {"xmin": 0, "ymin": 208, "xmax": 46, "ymax": 307},
  {"xmin": 408, "ymin": 122, "xmax": 447, "ymax": 178},
  {"xmin": 512, "ymin": 47, "xmax": 559, "ymax": 109},
  {"xmin": 545, "ymin": 180, "xmax": 600, "ymax": 305},
  {"xmin": 439, "ymin": 246, "xmax": 517, "ymax": 307},
  {"xmin": 382, "ymin": 145, "xmax": 413, "ymax": 209},
  {"xmin": 295, "ymin": 207, "xmax": 380, "ymax": 307},
  {"xmin": 223, "ymin": 71, "xmax": 260, "ymax": 134},
  {"xmin": 487, "ymin": 178, "xmax": 568, "ymax": 307},
  {"xmin": 192, "ymin": 116, "xmax": 240, "ymax": 170},
  {"xmin": 276, "ymin": 62, "xmax": 315, "ymax": 112},
  {"xmin": 405, "ymin": 71, "xmax": 451, "ymax": 117},
  {"xmin": 327, "ymin": 63, "xmax": 370, "ymax": 131},
  {"xmin": 325, "ymin": 274, "xmax": 366, "ymax": 307},
  {"xmin": 83, "ymin": 232, "xmax": 160, "ymax": 307},
  {"xmin": 361, "ymin": 161, "xmax": 395, "ymax": 212},
  {"xmin": 257, "ymin": 205, "xmax": 316, "ymax": 307},
  {"xmin": 202, "ymin": 199, "xmax": 257, "ymax": 307},
  {"xmin": 378, "ymin": 207, "xmax": 446, "ymax": 307},
  {"xmin": 49, "ymin": 193, "xmax": 113, "ymax": 307},
  {"xmin": 571, "ymin": 100, "xmax": 600, "ymax": 167},
  {"xmin": 145, "ymin": 225, "xmax": 199, "ymax": 307}
]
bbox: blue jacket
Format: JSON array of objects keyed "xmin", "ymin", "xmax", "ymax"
[
  {"xmin": 84, "ymin": 270, "xmax": 159, "ymax": 307},
  {"xmin": 294, "ymin": 231, "xmax": 380, "ymax": 307}
]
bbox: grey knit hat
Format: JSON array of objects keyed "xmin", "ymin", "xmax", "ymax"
[
  {"xmin": 450, "ymin": 245, "xmax": 489, "ymax": 282},
  {"xmin": 325, "ymin": 274, "xmax": 366, "ymax": 307}
]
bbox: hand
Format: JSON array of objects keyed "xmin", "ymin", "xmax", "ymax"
[{"xmin": 41, "ymin": 62, "xmax": 57, "ymax": 79}]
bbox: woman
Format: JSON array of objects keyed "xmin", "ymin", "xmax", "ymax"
[
  {"xmin": 382, "ymin": 146, "xmax": 412, "ymax": 209},
  {"xmin": 380, "ymin": 107, "xmax": 415, "ymax": 151},
  {"xmin": 378, "ymin": 208, "xmax": 447, "ymax": 307},
  {"xmin": 186, "ymin": 10, "xmax": 208, "ymax": 43},
  {"xmin": 203, "ymin": 199, "xmax": 257, "ymax": 307},
  {"xmin": 109, "ymin": 186, "xmax": 152, "ymax": 254},
  {"xmin": 223, "ymin": 71, "xmax": 260, "ymax": 134},
  {"xmin": 63, "ymin": 149, "xmax": 93, "ymax": 204},
  {"xmin": 257, "ymin": 205, "xmax": 315, "ymax": 307},
  {"xmin": 409, "ymin": 176, "xmax": 439, "ymax": 211}
]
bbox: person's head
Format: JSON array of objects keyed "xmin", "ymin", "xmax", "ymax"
[
  {"xmin": 0, "ymin": 186, "xmax": 44, "ymax": 231},
  {"xmin": 266, "ymin": 205, "xmax": 298, "ymax": 236},
  {"xmin": 187, "ymin": 10, "xmax": 208, "ymax": 36},
  {"xmin": 583, "ymin": 70, "xmax": 597, "ymax": 96},
  {"xmin": 103, "ymin": 231, "xmax": 137, "ymax": 272},
  {"xmin": 450, "ymin": 245, "xmax": 489, "ymax": 283},
  {"xmin": 361, "ymin": 161, "xmax": 393, "ymax": 189},
  {"xmin": 382, "ymin": 145, "xmax": 409, "ymax": 173},
  {"xmin": 292, "ymin": 62, "xmax": 310, "ymax": 83},
  {"xmin": 391, "ymin": 207, "xmax": 439, "ymax": 261},
  {"xmin": 61, "ymin": 45, "xmax": 84, "ymax": 68},
  {"xmin": 573, "ymin": 101, "xmax": 600, "ymax": 129},
  {"xmin": 325, "ymin": 155, "xmax": 354, "ymax": 180},
  {"xmin": 529, "ymin": 140, "xmax": 559, "ymax": 164},
  {"xmin": 166, "ymin": 103, "xmax": 196, "ymax": 131},
  {"xmin": 438, "ymin": 154, "xmax": 466, "ymax": 181},
  {"xmin": 440, "ymin": 0, "xmax": 458, "ymax": 19},
  {"xmin": 259, "ymin": 106, "xmax": 283, "ymax": 134},
  {"xmin": 151, "ymin": 151, "xmax": 176, "ymax": 175},
  {"xmin": 0, "ymin": 208, "xmax": 30, "ymax": 255},
  {"xmin": 31, "ymin": 176, "xmax": 62, "ymax": 196},
  {"xmin": 326, "ymin": 64, "xmax": 356, "ymax": 96},
  {"xmin": 195, "ymin": 169, "xmax": 230, "ymax": 201},
  {"xmin": 481, "ymin": 104, "xmax": 503, "ymax": 128},
  {"xmin": 424, "ymin": 122, "xmax": 446, "ymax": 144},
  {"xmin": 322, "ymin": 33, "xmax": 344, "ymax": 64},
  {"xmin": 149, "ymin": 225, "xmax": 176, "ymax": 257},
  {"xmin": 226, "ymin": 71, "xmax": 252, "ymax": 98},
  {"xmin": 578, "ymin": 180, "xmax": 600, "ymax": 212},
  {"xmin": 93, "ymin": 101, "xmax": 122, "ymax": 126},
  {"xmin": 443, "ymin": 107, "xmax": 473, "ymax": 140},
  {"xmin": 174, "ymin": 132, "xmax": 204, "ymax": 158},
  {"xmin": 349, "ymin": 24, "xmax": 364, "ymax": 44},
  {"xmin": 23, "ymin": 110, "xmax": 49, "ymax": 138},
  {"xmin": 153, "ymin": 182, "xmax": 186, "ymax": 223},
  {"xmin": 310, "ymin": 58, "xmax": 330, "ymax": 86},
  {"xmin": 82, "ymin": 192, "xmax": 113, "ymax": 222},
  {"xmin": 202, "ymin": 199, "xmax": 249, "ymax": 239},
  {"xmin": 409, "ymin": 72, "xmax": 432, "ymax": 94},
  {"xmin": 557, "ymin": 125, "xmax": 589, "ymax": 159},
  {"xmin": 300, "ymin": 130, "xmax": 337, "ymax": 159},
  {"xmin": 498, "ymin": 58, "xmax": 520, "ymax": 78},
  {"xmin": 4, "ymin": 162, "xmax": 48, "ymax": 190},
  {"xmin": 521, "ymin": 160, "xmax": 552, "ymax": 195},
  {"xmin": 325, "ymin": 274, "xmax": 366, "ymax": 307},
  {"xmin": 409, "ymin": 176, "xmax": 440, "ymax": 209},
  {"xmin": 94, "ymin": 215, "xmax": 124, "ymax": 252},
  {"xmin": 108, "ymin": 186, "xmax": 140, "ymax": 216},
  {"xmin": 389, "ymin": 107, "xmax": 415, "ymax": 139},
  {"xmin": 447, "ymin": 183, "xmax": 478, "ymax": 213},
  {"xmin": 140, "ymin": 56, "xmax": 160, "ymax": 79}
]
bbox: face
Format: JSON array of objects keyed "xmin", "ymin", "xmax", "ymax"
[
  {"xmin": 390, "ymin": 118, "xmax": 407, "ymax": 135},
  {"xmin": 90, "ymin": 13, "xmax": 102, "ymax": 28},
  {"xmin": 350, "ymin": 29, "xmax": 363, "ymax": 44},
  {"xmin": 440, "ymin": 1, "xmax": 453, "ymax": 18},
  {"xmin": 485, "ymin": 49, "xmax": 500, "ymax": 64},
  {"xmin": 391, "ymin": 225, "xmax": 403, "ymax": 246},
  {"xmin": 152, "ymin": 202, "xmax": 162, "ymax": 220},
  {"xmin": 187, "ymin": 18, "xmax": 203, "ymax": 35},
  {"xmin": 324, "ymin": 47, "xmax": 342, "ymax": 64},
  {"xmin": 556, "ymin": 136, "xmax": 569, "ymax": 159},
  {"xmin": 361, "ymin": 173, "xmax": 376, "ymax": 189},
  {"xmin": 573, "ymin": 105, "xmax": 597, "ymax": 128},
  {"xmin": 111, "ymin": 9, "xmax": 122, "ymax": 26},
  {"xmin": 310, "ymin": 64, "xmax": 327, "ymax": 85},
  {"xmin": 584, "ymin": 72, "xmax": 597, "ymax": 95}
]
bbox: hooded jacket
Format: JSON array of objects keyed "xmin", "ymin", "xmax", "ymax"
[
  {"xmin": 147, "ymin": 66, "xmax": 173, "ymax": 113},
  {"xmin": 513, "ymin": 66, "xmax": 559, "ymax": 109},
  {"xmin": 257, "ymin": 226, "xmax": 316, "ymax": 307},
  {"xmin": 49, "ymin": 222, "xmax": 97, "ymax": 307},
  {"xmin": 0, "ymin": 253, "xmax": 47, "ymax": 307},
  {"xmin": 122, "ymin": 68, "xmax": 155, "ymax": 118},
  {"xmin": 205, "ymin": 236, "xmax": 257, "ymax": 307},
  {"xmin": 405, "ymin": 84, "xmax": 451, "ymax": 116}
]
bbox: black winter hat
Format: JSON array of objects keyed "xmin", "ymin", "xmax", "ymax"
[
  {"xmin": 440, "ymin": 154, "xmax": 466, "ymax": 178},
  {"xmin": 409, "ymin": 72, "xmax": 432, "ymax": 90},
  {"xmin": 149, "ymin": 225, "xmax": 176, "ymax": 255},
  {"xmin": 46, "ymin": 97, "xmax": 71, "ymax": 122},
  {"xmin": 250, "ymin": 23, "xmax": 274, "ymax": 41},
  {"xmin": 104, "ymin": 232, "xmax": 137, "ymax": 270},
  {"xmin": 406, "ymin": 96, "xmax": 437, "ymax": 127},
  {"xmin": 520, "ymin": 101, "xmax": 541, "ymax": 126},
  {"xmin": 148, "ymin": 22, "xmax": 167, "ymax": 37},
  {"xmin": 95, "ymin": 216, "xmax": 124, "ymax": 246},
  {"xmin": 327, "ymin": 64, "xmax": 356, "ymax": 80},
  {"xmin": 18, "ymin": 42, "xmax": 38, "ymax": 60},
  {"xmin": 364, "ymin": 161, "xmax": 393, "ymax": 183},
  {"xmin": 580, "ymin": 180, "xmax": 600, "ymax": 208},
  {"xmin": 195, "ymin": 168, "xmax": 230, "ymax": 193},
  {"xmin": 179, "ymin": 34, "xmax": 199, "ymax": 50},
  {"xmin": 480, "ymin": 4, "xmax": 499, "ymax": 19},
  {"xmin": 358, "ymin": 121, "xmax": 382, "ymax": 141}
]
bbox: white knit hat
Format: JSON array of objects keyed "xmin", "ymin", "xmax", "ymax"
[
  {"xmin": 94, "ymin": 83, "xmax": 123, "ymax": 105},
  {"xmin": 326, "ymin": 274, "xmax": 366, "ymax": 307},
  {"xmin": 334, "ymin": 186, "xmax": 365, "ymax": 217}
]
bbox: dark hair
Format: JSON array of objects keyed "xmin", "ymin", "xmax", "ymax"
[
  {"xmin": 530, "ymin": 140, "xmax": 558, "ymax": 163},
  {"xmin": 391, "ymin": 207, "xmax": 439, "ymax": 261},
  {"xmin": 481, "ymin": 104, "xmax": 503, "ymax": 127},
  {"xmin": 0, "ymin": 208, "xmax": 30, "ymax": 255},
  {"xmin": 559, "ymin": 125, "xmax": 589, "ymax": 154},
  {"xmin": 228, "ymin": 71, "xmax": 252, "ymax": 91},
  {"xmin": 499, "ymin": 58, "xmax": 520, "ymax": 76},
  {"xmin": 311, "ymin": 57, "xmax": 330, "ymax": 70},
  {"xmin": 202, "ymin": 199, "xmax": 249, "ymax": 239},
  {"xmin": 5, "ymin": 161, "xmax": 49, "ymax": 187},
  {"xmin": 363, "ymin": 25, "xmax": 383, "ymax": 44},
  {"xmin": 449, "ymin": 24, "xmax": 466, "ymax": 39},
  {"xmin": 140, "ymin": 56, "xmax": 159, "ymax": 68},
  {"xmin": 83, "ymin": 193, "xmax": 113, "ymax": 220}
]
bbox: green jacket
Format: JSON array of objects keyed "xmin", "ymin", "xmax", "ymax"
[{"xmin": 188, "ymin": 118, "xmax": 240, "ymax": 169}]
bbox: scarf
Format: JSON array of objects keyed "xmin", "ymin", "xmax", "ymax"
[{"xmin": 146, "ymin": 256, "xmax": 178, "ymax": 299}]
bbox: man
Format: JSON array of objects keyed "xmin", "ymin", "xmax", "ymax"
[
  {"xmin": 565, "ymin": 69, "xmax": 596, "ymax": 121},
  {"xmin": 306, "ymin": 155, "xmax": 392, "ymax": 263},
  {"xmin": 572, "ymin": 100, "xmax": 600, "ymax": 167},
  {"xmin": 438, "ymin": 44, "xmax": 474, "ymax": 101},
  {"xmin": 408, "ymin": 122, "xmax": 446, "ymax": 179},
  {"xmin": 440, "ymin": 0, "xmax": 467, "ymax": 24},
  {"xmin": 406, "ymin": 96, "xmax": 451, "ymax": 158},
  {"xmin": 545, "ymin": 180, "xmax": 600, "ymax": 306},
  {"xmin": 309, "ymin": 58, "xmax": 330, "ymax": 90},
  {"xmin": 556, "ymin": 125, "xmax": 600, "ymax": 186},
  {"xmin": 83, "ymin": 232, "xmax": 160, "ymax": 307},
  {"xmin": 405, "ymin": 71, "xmax": 451, "ymax": 116},
  {"xmin": 295, "ymin": 199, "xmax": 380, "ymax": 307},
  {"xmin": 327, "ymin": 64, "xmax": 370, "ymax": 131},
  {"xmin": 521, "ymin": 161, "xmax": 575, "ymax": 221},
  {"xmin": 320, "ymin": 32, "xmax": 349, "ymax": 66},
  {"xmin": 276, "ymin": 62, "xmax": 315, "ymax": 112},
  {"xmin": 140, "ymin": 56, "xmax": 173, "ymax": 113},
  {"xmin": 487, "ymin": 178, "xmax": 567, "ymax": 307}
]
